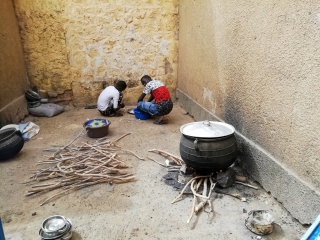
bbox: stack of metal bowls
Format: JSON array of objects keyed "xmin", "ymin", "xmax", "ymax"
[{"xmin": 39, "ymin": 215, "xmax": 72, "ymax": 240}]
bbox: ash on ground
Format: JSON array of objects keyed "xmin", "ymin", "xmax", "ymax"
[{"xmin": 162, "ymin": 172, "xmax": 191, "ymax": 191}]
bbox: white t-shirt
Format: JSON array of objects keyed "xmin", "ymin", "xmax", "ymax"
[{"xmin": 97, "ymin": 86, "xmax": 120, "ymax": 111}]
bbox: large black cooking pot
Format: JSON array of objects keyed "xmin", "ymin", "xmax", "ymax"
[{"xmin": 180, "ymin": 120, "xmax": 237, "ymax": 173}]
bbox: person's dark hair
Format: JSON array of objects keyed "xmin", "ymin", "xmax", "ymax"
[
  {"xmin": 141, "ymin": 75, "xmax": 152, "ymax": 82},
  {"xmin": 115, "ymin": 80, "xmax": 127, "ymax": 91}
]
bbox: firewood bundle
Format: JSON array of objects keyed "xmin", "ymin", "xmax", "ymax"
[
  {"xmin": 171, "ymin": 175, "xmax": 216, "ymax": 223},
  {"xmin": 23, "ymin": 133, "xmax": 141, "ymax": 206}
]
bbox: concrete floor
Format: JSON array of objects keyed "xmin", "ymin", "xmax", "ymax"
[{"xmin": 0, "ymin": 103, "xmax": 307, "ymax": 239}]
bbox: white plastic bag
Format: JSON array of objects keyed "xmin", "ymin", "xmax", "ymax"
[{"xmin": 19, "ymin": 122, "xmax": 40, "ymax": 140}]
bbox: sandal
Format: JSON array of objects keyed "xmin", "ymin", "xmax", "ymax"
[
  {"xmin": 84, "ymin": 104, "xmax": 97, "ymax": 109},
  {"xmin": 153, "ymin": 119, "xmax": 168, "ymax": 125},
  {"xmin": 109, "ymin": 112, "xmax": 123, "ymax": 117},
  {"xmin": 127, "ymin": 109, "xmax": 135, "ymax": 115}
]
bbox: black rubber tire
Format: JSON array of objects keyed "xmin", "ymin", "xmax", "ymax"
[
  {"xmin": 25, "ymin": 89, "xmax": 41, "ymax": 102},
  {"xmin": 27, "ymin": 100, "xmax": 41, "ymax": 108},
  {"xmin": 0, "ymin": 128, "xmax": 24, "ymax": 160}
]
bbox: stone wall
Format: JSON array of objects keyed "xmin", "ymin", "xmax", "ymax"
[
  {"xmin": 177, "ymin": 0, "xmax": 320, "ymax": 224},
  {"xmin": 0, "ymin": 0, "xmax": 29, "ymax": 127},
  {"xmin": 13, "ymin": 0, "xmax": 179, "ymax": 106}
]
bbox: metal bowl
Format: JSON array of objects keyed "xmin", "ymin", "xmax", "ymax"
[
  {"xmin": 40, "ymin": 216, "xmax": 72, "ymax": 240},
  {"xmin": 245, "ymin": 210, "xmax": 274, "ymax": 235},
  {"xmin": 42, "ymin": 215, "xmax": 68, "ymax": 233},
  {"xmin": 60, "ymin": 230, "xmax": 72, "ymax": 240},
  {"xmin": 40, "ymin": 226, "xmax": 72, "ymax": 240}
]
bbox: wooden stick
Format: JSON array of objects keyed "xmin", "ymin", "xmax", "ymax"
[
  {"xmin": 196, "ymin": 178, "xmax": 203, "ymax": 191},
  {"xmin": 148, "ymin": 156, "xmax": 167, "ymax": 167},
  {"xmin": 85, "ymin": 155, "xmax": 115, "ymax": 174},
  {"xmin": 187, "ymin": 195, "xmax": 197, "ymax": 224},
  {"xmin": 57, "ymin": 162, "xmax": 74, "ymax": 174},
  {"xmin": 214, "ymin": 188, "xmax": 246, "ymax": 201},
  {"xmin": 148, "ymin": 149, "xmax": 183, "ymax": 165},
  {"xmin": 40, "ymin": 186, "xmax": 78, "ymax": 206},
  {"xmin": 194, "ymin": 177, "xmax": 216, "ymax": 215},
  {"xmin": 112, "ymin": 133, "xmax": 131, "ymax": 144},
  {"xmin": 121, "ymin": 149, "xmax": 144, "ymax": 160},
  {"xmin": 74, "ymin": 172, "xmax": 133, "ymax": 180},
  {"xmin": 190, "ymin": 179, "xmax": 209, "ymax": 214},
  {"xmin": 204, "ymin": 178, "xmax": 216, "ymax": 213},
  {"xmin": 52, "ymin": 128, "xmax": 85, "ymax": 157},
  {"xmin": 194, "ymin": 201, "xmax": 207, "ymax": 213},
  {"xmin": 190, "ymin": 183, "xmax": 209, "ymax": 200},
  {"xmin": 235, "ymin": 181, "xmax": 259, "ymax": 190},
  {"xmin": 202, "ymin": 178, "xmax": 208, "ymax": 197},
  {"xmin": 31, "ymin": 183, "xmax": 57, "ymax": 188},
  {"xmin": 171, "ymin": 175, "xmax": 211, "ymax": 204},
  {"xmin": 208, "ymin": 177, "xmax": 215, "ymax": 197},
  {"xmin": 235, "ymin": 175, "xmax": 248, "ymax": 183}
]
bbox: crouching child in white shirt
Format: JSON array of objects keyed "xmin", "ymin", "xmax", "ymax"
[{"xmin": 97, "ymin": 80, "xmax": 127, "ymax": 117}]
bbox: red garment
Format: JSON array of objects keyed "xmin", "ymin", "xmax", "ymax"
[
  {"xmin": 152, "ymin": 86, "xmax": 171, "ymax": 103},
  {"xmin": 143, "ymin": 80, "xmax": 171, "ymax": 103}
]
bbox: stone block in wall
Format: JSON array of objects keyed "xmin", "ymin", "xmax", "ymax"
[{"xmin": 0, "ymin": 95, "xmax": 29, "ymax": 128}]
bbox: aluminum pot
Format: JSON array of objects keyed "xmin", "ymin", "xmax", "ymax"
[{"xmin": 179, "ymin": 120, "xmax": 237, "ymax": 173}]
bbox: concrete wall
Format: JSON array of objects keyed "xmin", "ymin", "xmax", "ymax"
[
  {"xmin": 13, "ymin": 0, "xmax": 179, "ymax": 106},
  {"xmin": 0, "ymin": 0, "xmax": 29, "ymax": 127},
  {"xmin": 177, "ymin": 0, "xmax": 320, "ymax": 224}
]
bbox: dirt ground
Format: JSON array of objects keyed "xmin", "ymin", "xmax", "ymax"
[{"xmin": 0, "ymin": 103, "xmax": 307, "ymax": 240}]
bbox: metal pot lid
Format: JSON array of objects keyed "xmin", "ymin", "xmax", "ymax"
[
  {"xmin": 42, "ymin": 215, "xmax": 68, "ymax": 233},
  {"xmin": 180, "ymin": 120, "xmax": 235, "ymax": 138},
  {"xmin": 40, "ymin": 217, "xmax": 72, "ymax": 240}
]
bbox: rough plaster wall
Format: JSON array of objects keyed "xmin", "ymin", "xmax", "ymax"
[
  {"xmin": 178, "ymin": 0, "xmax": 320, "ymax": 223},
  {"xmin": 13, "ymin": 0, "xmax": 179, "ymax": 106},
  {"xmin": 0, "ymin": 0, "xmax": 29, "ymax": 126},
  {"xmin": 177, "ymin": 1, "xmax": 222, "ymax": 115}
]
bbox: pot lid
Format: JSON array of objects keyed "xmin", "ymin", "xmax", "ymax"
[
  {"xmin": 40, "ymin": 216, "xmax": 72, "ymax": 239},
  {"xmin": 180, "ymin": 120, "xmax": 235, "ymax": 138},
  {"xmin": 42, "ymin": 215, "xmax": 68, "ymax": 233}
]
